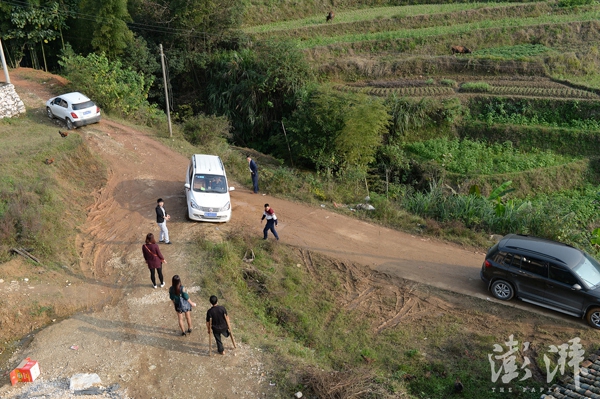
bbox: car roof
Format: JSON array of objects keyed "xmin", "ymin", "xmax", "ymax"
[
  {"xmin": 499, "ymin": 234, "xmax": 583, "ymax": 268},
  {"xmin": 57, "ymin": 92, "xmax": 91, "ymax": 103},
  {"xmin": 192, "ymin": 154, "xmax": 224, "ymax": 175}
]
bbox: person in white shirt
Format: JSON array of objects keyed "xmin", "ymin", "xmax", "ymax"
[{"xmin": 155, "ymin": 198, "xmax": 171, "ymax": 244}]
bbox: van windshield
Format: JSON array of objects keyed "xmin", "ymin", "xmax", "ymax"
[
  {"xmin": 573, "ymin": 253, "xmax": 600, "ymax": 289},
  {"xmin": 193, "ymin": 174, "xmax": 227, "ymax": 194}
]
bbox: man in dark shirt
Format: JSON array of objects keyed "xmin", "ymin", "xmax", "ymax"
[
  {"xmin": 247, "ymin": 155, "xmax": 258, "ymax": 193},
  {"xmin": 206, "ymin": 295, "xmax": 231, "ymax": 355}
]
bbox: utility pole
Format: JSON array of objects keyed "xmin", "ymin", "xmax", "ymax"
[
  {"xmin": 0, "ymin": 38, "xmax": 10, "ymax": 84},
  {"xmin": 159, "ymin": 44, "xmax": 172, "ymax": 138}
]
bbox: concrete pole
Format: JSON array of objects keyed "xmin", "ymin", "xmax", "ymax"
[
  {"xmin": 159, "ymin": 44, "xmax": 172, "ymax": 138},
  {"xmin": 0, "ymin": 38, "xmax": 10, "ymax": 84}
]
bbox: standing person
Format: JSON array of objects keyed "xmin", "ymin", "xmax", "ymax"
[
  {"xmin": 247, "ymin": 155, "xmax": 258, "ymax": 193},
  {"xmin": 206, "ymin": 295, "xmax": 231, "ymax": 355},
  {"xmin": 155, "ymin": 198, "xmax": 172, "ymax": 244},
  {"xmin": 169, "ymin": 275, "xmax": 196, "ymax": 336},
  {"xmin": 261, "ymin": 203, "xmax": 279, "ymax": 240},
  {"xmin": 142, "ymin": 233, "xmax": 166, "ymax": 288}
]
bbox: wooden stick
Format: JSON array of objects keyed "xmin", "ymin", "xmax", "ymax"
[
  {"xmin": 19, "ymin": 248, "xmax": 41, "ymax": 263},
  {"xmin": 208, "ymin": 319, "xmax": 212, "ymax": 357},
  {"xmin": 11, "ymin": 248, "xmax": 39, "ymax": 263},
  {"xmin": 226, "ymin": 317, "xmax": 237, "ymax": 349}
]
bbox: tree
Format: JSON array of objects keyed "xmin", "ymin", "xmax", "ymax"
[
  {"xmin": 5, "ymin": 1, "xmax": 67, "ymax": 70},
  {"xmin": 90, "ymin": 0, "xmax": 133, "ymax": 59},
  {"xmin": 286, "ymin": 88, "xmax": 390, "ymax": 177}
]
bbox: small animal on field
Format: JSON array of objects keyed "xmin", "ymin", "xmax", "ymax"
[
  {"xmin": 454, "ymin": 377, "xmax": 464, "ymax": 393},
  {"xmin": 360, "ymin": 354, "xmax": 374, "ymax": 364},
  {"xmin": 326, "ymin": 11, "xmax": 335, "ymax": 22},
  {"xmin": 44, "ymin": 158, "xmax": 54, "ymax": 165},
  {"xmin": 451, "ymin": 45, "xmax": 472, "ymax": 55},
  {"xmin": 59, "ymin": 130, "xmax": 68, "ymax": 137}
]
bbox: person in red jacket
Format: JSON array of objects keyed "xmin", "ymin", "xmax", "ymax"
[{"xmin": 142, "ymin": 233, "xmax": 166, "ymax": 288}]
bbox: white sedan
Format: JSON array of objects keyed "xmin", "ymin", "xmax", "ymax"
[{"xmin": 46, "ymin": 92, "xmax": 101, "ymax": 129}]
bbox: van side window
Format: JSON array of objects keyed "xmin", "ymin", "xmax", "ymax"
[
  {"xmin": 521, "ymin": 257, "xmax": 548, "ymax": 277},
  {"xmin": 549, "ymin": 265, "xmax": 579, "ymax": 286}
]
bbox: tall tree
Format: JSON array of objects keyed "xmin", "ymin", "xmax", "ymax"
[{"xmin": 90, "ymin": 0, "xmax": 133, "ymax": 59}]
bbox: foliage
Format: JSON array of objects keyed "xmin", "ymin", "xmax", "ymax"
[
  {"xmin": 401, "ymin": 181, "xmax": 600, "ymax": 255},
  {"xmin": 59, "ymin": 50, "xmax": 163, "ymax": 124},
  {"xmin": 90, "ymin": 0, "xmax": 133, "ymax": 59},
  {"xmin": 384, "ymin": 95, "xmax": 462, "ymax": 142},
  {"xmin": 460, "ymin": 82, "xmax": 491, "ymax": 93},
  {"xmin": 404, "ymin": 138, "xmax": 577, "ymax": 175},
  {"xmin": 460, "ymin": 122, "xmax": 600, "ymax": 157},
  {"xmin": 182, "ymin": 114, "xmax": 232, "ymax": 146},
  {"xmin": 203, "ymin": 39, "xmax": 313, "ymax": 149},
  {"xmin": 286, "ymin": 88, "xmax": 389, "ymax": 175},
  {"xmin": 469, "ymin": 97, "xmax": 600, "ymax": 130}
]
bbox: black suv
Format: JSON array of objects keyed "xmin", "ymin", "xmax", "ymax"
[{"xmin": 481, "ymin": 234, "xmax": 600, "ymax": 329}]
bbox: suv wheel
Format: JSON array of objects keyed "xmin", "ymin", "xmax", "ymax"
[
  {"xmin": 491, "ymin": 280, "xmax": 514, "ymax": 301},
  {"xmin": 586, "ymin": 307, "xmax": 600, "ymax": 329},
  {"xmin": 66, "ymin": 118, "xmax": 74, "ymax": 130},
  {"xmin": 46, "ymin": 107, "xmax": 54, "ymax": 119}
]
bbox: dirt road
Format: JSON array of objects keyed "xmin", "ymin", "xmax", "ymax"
[{"xmin": 0, "ymin": 68, "xmax": 527, "ymax": 398}]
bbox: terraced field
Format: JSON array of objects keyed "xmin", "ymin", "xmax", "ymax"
[{"xmin": 336, "ymin": 77, "xmax": 600, "ymax": 99}]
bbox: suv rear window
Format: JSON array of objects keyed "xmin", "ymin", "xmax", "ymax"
[{"xmin": 73, "ymin": 101, "xmax": 95, "ymax": 110}]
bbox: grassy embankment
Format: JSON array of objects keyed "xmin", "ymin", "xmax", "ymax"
[{"xmin": 0, "ymin": 114, "xmax": 105, "ymax": 264}]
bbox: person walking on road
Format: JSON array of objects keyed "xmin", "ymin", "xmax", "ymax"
[
  {"xmin": 247, "ymin": 155, "xmax": 259, "ymax": 193},
  {"xmin": 142, "ymin": 233, "xmax": 166, "ymax": 288},
  {"xmin": 206, "ymin": 295, "xmax": 231, "ymax": 355},
  {"xmin": 261, "ymin": 203, "xmax": 279, "ymax": 240},
  {"xmin": 169, "ymin": 275, "xmax": 196, "ymax": 336},
  {"xmin": 155, "ymin": 198, "xmax": 171, "ymax": 244}
]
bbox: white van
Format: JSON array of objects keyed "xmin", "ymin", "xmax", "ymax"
[{"xmin": 184, "ymin": 154, "xmax": 234, "ymax": 222}]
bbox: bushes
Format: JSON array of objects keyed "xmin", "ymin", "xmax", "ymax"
[
  {"xmin": 182, "ymin": 114, "xmax": 231, "ymax": 146},
  {"xmin": 460, "ymin": 122, "xmax": 600, "ymax": 157},
  {"xmin": 59, "ymin": 50, "xmax": 164, "ymax": 125},
  {"xmin": 400, "ymin": 181, "xmax": 600, "ymax": 255},
  {"xmin": 468, "ymin": 97, "xmax": 600, "ymax": 130}
]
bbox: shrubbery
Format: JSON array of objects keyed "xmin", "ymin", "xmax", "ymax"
[
  {"xmin": 460, "ymin": 82, "xmax": 491, "ymax": 93},
  {"xmin": 59, "ymin": 49, "xmax": 165, "ymax": 126}
]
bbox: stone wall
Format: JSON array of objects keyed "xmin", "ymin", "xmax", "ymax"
[{"xmin": 0, "ymin": 82, "xmax": 26, "ymax": 118}]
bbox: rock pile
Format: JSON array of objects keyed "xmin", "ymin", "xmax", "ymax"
[{"xmin": 0, "ymin": 82, "xmax": 26, "ymax": 118}]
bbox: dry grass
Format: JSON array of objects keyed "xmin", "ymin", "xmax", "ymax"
[{"xmin": 301, "ymin": 367, "xmax": 399, "ymax": 398}]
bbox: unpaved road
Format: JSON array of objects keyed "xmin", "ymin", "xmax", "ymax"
[{"xmin": 0, "ymin": 68, "xmax": 571, "ymax": 398}]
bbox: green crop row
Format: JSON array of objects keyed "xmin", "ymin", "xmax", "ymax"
[
  {"xmin": 487, "ymin": 85, "xmax": 599, "ymax": 98},
  {"xmin": 337, "ymin": 85, "xmax": 455, "ymax": 97}
]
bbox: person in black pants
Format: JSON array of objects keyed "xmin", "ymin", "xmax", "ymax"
[
  {"xmin": 261, "ymin": 203, "xmax": 279, "ymax": 240},
  {"xmin": 247, "ymin": 155, "xmax": 259, "ymax": 193},
  {"xmin": 206, "ymin": 295, "xmax": 231, "ymax": 355}
]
